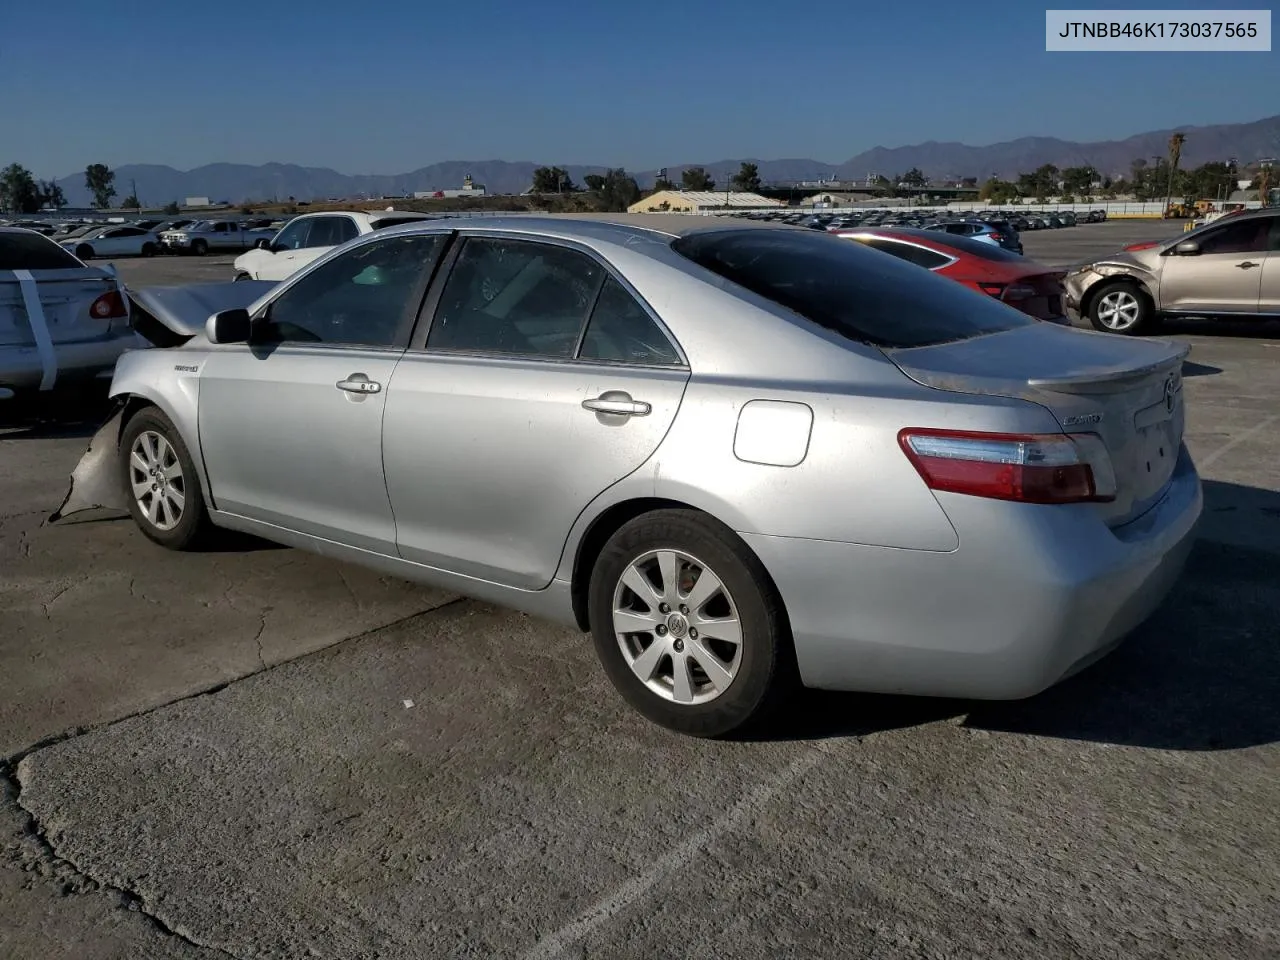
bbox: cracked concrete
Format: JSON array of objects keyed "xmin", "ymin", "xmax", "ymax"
[{"xmin": 2, "ymin": 234, "xmax": 1279, "ymax": 959}]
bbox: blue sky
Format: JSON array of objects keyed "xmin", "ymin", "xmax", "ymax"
[{"xmin": 3, "ymin": 0, "xmax": 1274, "ymax": 178}]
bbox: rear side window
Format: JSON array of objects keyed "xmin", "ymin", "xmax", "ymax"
[
  {"xmin": 0, "ymin": 231, "xmax": 83, "ymax": 270},
  {"xmin": 671, "ymin": 228, "xmax": 1035, "ymax": 348}
]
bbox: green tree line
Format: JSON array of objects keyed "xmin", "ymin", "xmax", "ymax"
[{"xmin": 0, "ymin": 162, "xmax": 118, "ymax": 213}]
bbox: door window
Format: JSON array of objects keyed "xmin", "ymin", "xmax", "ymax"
[
  {"xmin": 307, "ymin": 216, "xmax": 359, "ymax": 247},
  {"xmin": 425, "ymin": 237, "xmax": 604, "ymax": 359},
  {"xmin": 1196, "ymin": 217, "xmax": 1273, "ymax": 255},
  {"xmin": 271, "ymin": 219, "xmax": 312, "ymax": 251},
  {"xmin": 257, "ymin": 233, "xmax": 446, "ymax": 347},
  {"xmin": 578, "ymin": 276, "xmax": 681, "ymax": 366}
]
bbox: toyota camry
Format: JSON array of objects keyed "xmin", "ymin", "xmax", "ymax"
[{"xmin": 56, "ymin": 214, "xmax": 1203, "ymax": 737}]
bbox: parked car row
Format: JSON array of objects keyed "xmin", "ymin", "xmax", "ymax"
[
  {"xmin": 0, "ymin": 216, "xmax": 285, "ymax": 259},
  {"xmin": 729, "ymin": 207, "xmax": 1108, "ymax": 235}
]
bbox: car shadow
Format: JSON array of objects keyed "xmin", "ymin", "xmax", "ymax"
[
  {"xmin": 0, "ymin": 383, "xmax": 114, "ymax": 440},
  {"xmin": 1163, "ymin": 317, "xmax": 1280, "ymax": 340},
  {"xmin": 756, "ymin": 479, "xmax": 1280, "ymax": 752},
  {"xmin": 1181, "ymin": 360, "xmax": 1222, "ymax": 378}
]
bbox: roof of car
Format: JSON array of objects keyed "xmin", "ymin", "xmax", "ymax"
[{"xmin": 377, "ymin": 212, "xmax": 809, "ymax": 244}]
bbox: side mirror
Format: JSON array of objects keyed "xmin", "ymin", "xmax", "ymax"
[
  {"xmin": 206, "ymin": 308, "xmax": 251, "ymax": 344},
  {"xmin": 1173, "ymin": 239, "xmax": 1201, "ymax": 256},
  {"xmin": 257, "ymin": 238, "xmax": 272, "ymax": 250}
]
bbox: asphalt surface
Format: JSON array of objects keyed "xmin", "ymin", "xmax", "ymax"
[{"xmin": 3, "ymin": 219, "xmax": 1278, "ymax": 959}]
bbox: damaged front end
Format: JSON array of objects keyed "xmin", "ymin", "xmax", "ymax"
[{"xmin": 49, "ymin": 279, "xmax": 276, "ymax": 524}]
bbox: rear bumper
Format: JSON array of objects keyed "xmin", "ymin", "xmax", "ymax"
[
  {"xmin": 0, "ymin": 334, "xmax": 145, "ymax": 391},
  {"xmin": 742, "ymin": 445, "xmax": 1202, "ymax": 700}
]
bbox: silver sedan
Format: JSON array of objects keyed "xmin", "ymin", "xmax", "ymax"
[{"xmin": 68, "ymin": 214, "xmax": 1203, "ymax": 737}]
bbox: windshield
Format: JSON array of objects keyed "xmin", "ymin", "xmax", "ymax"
[
  {"xmin": 1, "ymin": 230, "xmax": 87, "ymax": 270},
  {"xmin": 183, "ymin": 221, "xmax": 211, "ymax": 232},
  {"xmin": 671, "ymin": 228, "xmax": 1035, "ymax": 348}
]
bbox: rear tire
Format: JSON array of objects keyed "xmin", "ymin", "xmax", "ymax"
[
  {"xmin": 75, "ymin": 244, "xmax": 94, "ymax": 260},
  {"xmin": 1088, "ymin": 279, "xmax": 1153, "ymax": 335},
  {"xmin": 120, "ymin": 407, "xmax": 212, "ymax": 551},
  {"xmin": 587, "ymin": 509, "xmax": 796, "ymax": 738},
  {"xmin": 141, "ymin": 242, "xmax": 156, "ymax": 257}
]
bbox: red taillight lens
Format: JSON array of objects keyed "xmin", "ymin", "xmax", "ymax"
[
  {"xmin": 978, "ymin": 282, "xmax": 1005, "ymax": 297},
  {"xmin": 898, "ymin": 429, "xmax": 1115, "ymax": 504},
  {"xmin": 90, "ymin": 290, "xmax": 127, "ymax": 320},
  {"xmin": 1123, "ymin": 241, "xmax": 1160, "ymax": 251}
]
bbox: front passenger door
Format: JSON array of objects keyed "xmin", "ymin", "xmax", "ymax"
[
  {"xmin": 198, "ymin": 232, "xmax": 448, "ymax": 553},
  {"xmin": 1160, "ymin": 215, "xmax": 1272, "ymax": 314}
]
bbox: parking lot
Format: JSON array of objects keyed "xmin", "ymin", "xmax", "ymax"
[{"xmin": 2, "ymin": 218, "xmax": 1278, "ymax": 959}]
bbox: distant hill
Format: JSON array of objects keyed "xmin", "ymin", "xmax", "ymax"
[{"xmin": 51, "ymin": 115, "xmax": 1280, "ymax": 205}]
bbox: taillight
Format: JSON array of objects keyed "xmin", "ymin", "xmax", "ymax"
[
  {"xmin": 898, "ymin": 429, "xmax": 1116, "ymax": 504},
  {"xmin": 978, "ymin": 282, "xmax": 1005, "ymax": 297},
  {"xmin": 1002, "ymin": 283, "xmax": 1037, "ymax": 300},
  {"xmin": 1123, "ymin": 241, "xmax": 1160, "ymax": 251},
  {"xmin": 90, "ymin": 290, "xmax": 127, "ymax": 319}
]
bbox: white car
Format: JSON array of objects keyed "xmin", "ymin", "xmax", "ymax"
[
  {"xmin": 60, "ymin": 225, "xmax": 161, "ymax": 260},
  {"xmin": 232, "ymin": 210, "xmax": 438, "ymax": 281}
]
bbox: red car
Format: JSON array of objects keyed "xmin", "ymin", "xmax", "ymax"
[{"xmin": 833, "ymin": 227, "xmax": 1069, "ymax": 323}]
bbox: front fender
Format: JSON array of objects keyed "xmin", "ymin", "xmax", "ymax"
[{"xmin": 49, "ymin": 355, "xmax": 209, "ymax": 522}]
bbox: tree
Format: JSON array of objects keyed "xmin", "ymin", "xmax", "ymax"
[
  {"xmin": 40, "ymin": 180, "xmax": 67, "ymax": 210},
  {"xmin": 681, "ymin": 167, "xmax": 715, "ymax": 191},
  {"xmin": 85, "ymin": 163, "xmax": 116, "ymax": 208},
  {"xmin": 1061, "ymin": 165, "xmax": 1100, "ymax": 199},
  {"xmin": 124, "ymin": 194, "xmax": 142, "ymax": 210},
  {"xmin": 531, "ymin": 166, "xmax": 575, "ymax": 193},
  {"xmin": 979, "ymin": 177, "xmax": 1018, "ymax": 204},
  {"xmin": 1165, "ymin": 132, "xmax": 1186, "ymax": 206},
  {"xmin": 163, "ymin": 201, "xmax": 181, "ymax": 215},
  {"xmin": 730, "ymin": 161, "xmax": 761, "ymax": 192},
  {"xmin": 586, "ymin": 168, "xmax": 640, "ymax": 211},
  {"xmin": 898, "ymin": 167, "xmax": 927, "ymax": 187},
  {"xmin": 0, "ymin": 164, "xmax": 42, "ymax": 214},
  {"xmin": 653, "ymin": 176, "xmax": 676, "ymax": 191}
]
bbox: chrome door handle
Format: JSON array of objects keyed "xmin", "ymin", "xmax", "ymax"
[
  {"xmin": 336, "ymin": 374, "xmax": 381, "ymax": 394},
  {"xmin": 1236, "ymin": 261, "xmax": 1260, "ymax": 269},
  {"xmin": 582, "ymin": 392, "xmax": 650, "ymax": 417}
]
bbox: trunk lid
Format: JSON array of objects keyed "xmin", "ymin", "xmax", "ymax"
[
  {"xmin": 883, "ymin": 323, "xmax": 1189, "ymax": 527},
  {"xmin": 0, "ymin": 267, "xmax": 123, "ymax": 346}
]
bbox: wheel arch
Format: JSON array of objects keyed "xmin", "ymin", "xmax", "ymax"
[
  {"xmin": 567, "ymin": 496, "xmax": 790, "ymax": 636},
  {"xmin": 110, "ymin": 380, "xmax": 213, "ymax": 510}
]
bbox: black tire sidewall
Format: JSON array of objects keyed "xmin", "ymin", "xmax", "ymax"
[
  {"xmin": 587, "ymin": 509, "xmax": 789, "ymax": 737},
  {"xmin": 119, "ymin": 407, "xmax": 208, "ymax": 550},
  {"xmin": 192, "ymin": 240, "xmax": 207, "ymax": 256},
  {"xmin": 76, "ymin": 245, "xmax": 93, "ymax": 260},
  {"xmin": 1088, "ymin": 280, "xmax": 1150, "ymax": 335}
]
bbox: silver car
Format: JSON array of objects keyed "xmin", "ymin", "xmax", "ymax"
[
  {"xmin": 2, "ymin": 227, "xmax": 138, "ymax": 399},
  {"xmin": 1065, "ymin": 208, "xmax": 1280, "ymax": 334},
  {"xmin": 61, "ymin": 214, "xmax": 1202, "ymax": 737}
]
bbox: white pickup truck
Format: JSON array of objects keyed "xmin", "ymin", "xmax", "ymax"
[{"xmin": 159, "ymin": 220, "xmax": 274, "ymax": 256}]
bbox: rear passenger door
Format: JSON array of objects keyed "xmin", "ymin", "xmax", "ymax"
[{"xmin": 381, "ymin": 233, "xmax": 690, "ymax": 589}]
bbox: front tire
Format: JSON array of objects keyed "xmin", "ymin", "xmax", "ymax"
[
  {"xmin": 75, "ymin": 244, "xmax": 94, "ymax": 260},
  {"xmin": 587, "ymin": 509, "xmax": 795, "ymax": 738},
  {"xmin": 120, "ymin": 407, "xmax": 211, "ymax": 550},
  {"xmin": 141, "ymin": 242, "xmax": 157, "ymax": 257},
  {"xmin": 191, "ymin": 239, "xmax": 208, "ymax": 256},
  {"xmin": 1088, "ymin": 279, "xmax": 1153, "ymax": 335}
]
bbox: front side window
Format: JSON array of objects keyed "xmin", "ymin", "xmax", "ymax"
[
  {"xmin": 271, "ymin": 219, "xmax": 311, "ymax": 251},
  {"xmin": 426, "ymin": 237, "xmax": 604, "ymax": 359},
  {"xmin": 1196, "ymin": 217, "xmax": 1273, "ymax": 255},
  {"xmin": 674, "ymin": 229, "xmax": 1034, "ymax": 348},
  {"xmin": 257, "ymin": 233, "xmax": 445, "ymax": 347}
]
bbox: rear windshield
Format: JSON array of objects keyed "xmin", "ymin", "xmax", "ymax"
[
  {"xmin": 670, "ymin": 228, "xmax": 1035, "ymax": 348},
  {"xmin": 910, "ymin": 230, "xmax": 1027, "ymax": 262},
  {"xmin": 0, "ymin": 230, "xmax": 84, "ymax": 270}
]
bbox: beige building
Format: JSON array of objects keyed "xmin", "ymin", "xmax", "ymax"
[{"xmin": 628, "ymin": 190, "xmax": 783, "ymax": 214}]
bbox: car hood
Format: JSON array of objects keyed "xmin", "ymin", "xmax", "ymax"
[{"xmin": 127, "ymin": 280, "xmax": 276, "ymax": 343}]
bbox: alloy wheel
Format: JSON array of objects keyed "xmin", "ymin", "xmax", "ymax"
[
  {"xmin": 128, "ymin": 430, "xmax": 186, "ymax": 531},
  {"xmin": 612, "ymin": 549, "xmax": 743, "ymax": 705},
  {"xmin": 1095, "ymin": 289, "xmax": 1142, "ymax": 331}
]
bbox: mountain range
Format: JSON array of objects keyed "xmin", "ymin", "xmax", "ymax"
[{"xmin": 51, "ymin": 115, "xmax": 1280, "ymax": 206}]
